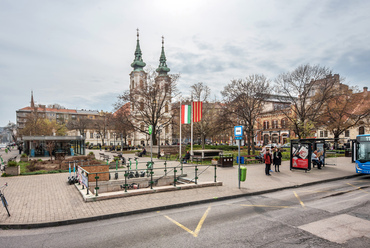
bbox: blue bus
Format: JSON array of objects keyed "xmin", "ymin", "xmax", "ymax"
[{"xmin": 353, "ymin": 134, "xmax": 370, "ymax": 174}]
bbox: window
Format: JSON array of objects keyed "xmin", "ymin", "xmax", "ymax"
[
  {"xmin": 345, "ymin": 130, "xmax": 350, "ymax": 137},
  {"xmin": 281, "ymin": 119, "xmax": 286, "ymax": 129},
  {"xmin": 165, "ymin": 103, "xmax": 169, "ymax": 113},
  {"xmin": 359, "ymin": 126, "xmax": 365, "ymax": 135},
  {"xmin": 324, "ymin": 130, "xmax": 328, "ymax": 137},
  {"xmin": 320, "ymin": 131, "xmax": 323, "ymax": 138},
  {"xmin": 90, "ymin": 132, "xmax": 94, "ymax": 139},
  {"xmin": 272, "ymin": 120, "xmax": 278, "ymax": 129},
  {"xmin": 263, "ymin": 121, "xmax": 269, "ymax": 130}
]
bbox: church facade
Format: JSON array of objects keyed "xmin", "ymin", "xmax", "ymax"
[{"xmin": 123, "ymin": 30, "xmax": 173, "ymax": 146}]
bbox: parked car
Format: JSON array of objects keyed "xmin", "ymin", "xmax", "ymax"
[{"xmin": 281, "ymin": 143, "xmax": 291, "ymax": 148}]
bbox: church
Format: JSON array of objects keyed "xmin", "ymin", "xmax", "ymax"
[{"xmin": 118, "ymin": 30, "xmax": 173, "ymax": 146}]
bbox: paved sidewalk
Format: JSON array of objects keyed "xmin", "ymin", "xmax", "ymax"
[{"xmin": 0, "ymin": 149, "xmax": 361, "ymax": 228}]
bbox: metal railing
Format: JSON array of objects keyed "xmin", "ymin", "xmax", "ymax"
[{"xmin": 76, "ymin": 160, "xmax": 217, "ymax": 197}]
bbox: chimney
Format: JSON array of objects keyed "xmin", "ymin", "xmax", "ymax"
[{"xmin": 364, "ymin": 87, "xmax": 368, "ymax": 92}]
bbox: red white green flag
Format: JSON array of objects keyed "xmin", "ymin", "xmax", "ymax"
[{"xmin": 181, "ymin": 105, "xmax": 191, "ymax": 124}]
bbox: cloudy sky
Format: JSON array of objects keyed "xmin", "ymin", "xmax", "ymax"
[{"xmin": 1, "ymin": 0, "xmax": 370, "ymax": 127}]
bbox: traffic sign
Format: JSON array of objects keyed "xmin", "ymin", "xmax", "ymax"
[
  {"xmin": 235, "ymin": 136, "xmax": 243, "ymax": 140},
  {"xmin": 148, "ymin": 125, "xmax": 153, "ymax": 135},
  {"xmin": 234, "ymin": 126, "xmax": 243, "ymax": 137}
]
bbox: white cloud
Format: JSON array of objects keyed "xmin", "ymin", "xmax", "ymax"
[{"xmin": 1, "ymin": 0, "xmax": 370, "ymax": 126}]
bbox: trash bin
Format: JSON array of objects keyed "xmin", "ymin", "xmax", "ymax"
[
  {"xmin": 237, "ymin": 156, "xmax": 245, "ymax": 164},
  {"xmin": 240, "ymin": 166, "xmax": 247, "ymax": 181}
]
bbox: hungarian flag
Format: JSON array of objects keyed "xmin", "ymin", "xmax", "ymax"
[
  {"xmin": 192, "ymin": 101, "xmax": 203, "ymax": 122},
  {"xmin": 181, "ymin": 105, "xmax": 191, "ymax": 124}
]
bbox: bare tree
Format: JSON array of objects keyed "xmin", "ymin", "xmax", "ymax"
[
  {"xmin": 93, "ymin": 112, "xmax": 113, "ymax": 146},
  {"xmin": 275, "ymin": 64, "xmax": 336, "ymax": 139},
  {"xmin": 317, "ymin": 84, "xmax": 370, "ymax": 148},
  {"xmin": 112, "ymin": 103, "xmax": 134, "ymax": 146},
  {"xmin": 45, "ymin": 141, "xmax": 55, "ymax": 160},
  {"xmin": 191, "ymin": 82, "xmax": 211, "ymax": 149},
  {"xmin": 115, "ymin": 69, "xmax": 179, "ymax": 145},
  {"xmin": 66, "ymin": 116, "xmax": 92, "ymax": 138},
  {"xmin": 222, "ymin": 74, "xmax": 271, "ymax": 154}
]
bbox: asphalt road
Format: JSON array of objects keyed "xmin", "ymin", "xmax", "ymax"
[{"xmin": 1, "ymin": 175, "xmax": 369, "ymax": 248}]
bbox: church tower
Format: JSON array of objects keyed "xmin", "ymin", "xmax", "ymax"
[
  {"xmin": 155, "ymin": 36, "xmax": 172, "ymax": 145},
  {"xmin": 129, "ymin": 29, "xmax": 147, "ymax": 96}
]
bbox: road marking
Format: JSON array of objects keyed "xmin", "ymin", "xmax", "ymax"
[
  {"xmin": 240, "ymin": 204, "xmax": 295, "ymax": 208},
  {"xmin": 164, "ymin": 206, "xmax": 211, "ymax": 237},
  {"xmin": 294, "ymin": 191, "xmax": 305, "ymax": 208},
  {"xmin": 347, "ymin": 183, "xmax": 369, "ymax": 193}
]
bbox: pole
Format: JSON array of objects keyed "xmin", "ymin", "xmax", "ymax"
[
  {"xmin": 191, "ymin": 101, "xmax": 193, "ymax": 156},
  {"xmin": 238, "ymin": 139, "xmax": 241, "ymax": 189},
  {"xmin": 179, "ymin": 100, "xmax": 182, "ymax": 159},
  {"xmin": 150, "ymin": 132, "xmax": 153, "ymax": 162}
]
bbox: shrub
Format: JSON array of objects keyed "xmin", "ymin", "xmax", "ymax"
[
  {"xmin": 21, "ymin": 153, "xmax": 28, "ymax": 158},
  {"xmin": 88, "ymin": 151, "xmax": 94, "ymax": 156},
  {"xmin": 7, "ymin": 161, "xmax": 17, "ymax": 167},
  {"xmin": 26, "ymin": 160, "xmax": 43, "ymax": 172}
]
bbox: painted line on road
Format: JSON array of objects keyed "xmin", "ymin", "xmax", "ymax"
[
  {"xmin": 240, "ymin": 204, "xmax": 295, "ymax": 208},
  {"xmin": 163, "ymin": 206, "xmax": 211, "ymax": 238},
  {"xmin": 346, "ymin": 183, "xmax": 369, "ymax": 193},
  {"xmin": 294, "ymin": 191, "xmax": 305, "ymax": 208}
]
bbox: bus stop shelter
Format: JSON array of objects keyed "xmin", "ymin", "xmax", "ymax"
[
  {"xmin": 22, "ymin": 136, "xmax": 85, "ymax": 157},
  {"xmin": 290, "ymin": 138, "xmax": 333, "ymax": 172}
]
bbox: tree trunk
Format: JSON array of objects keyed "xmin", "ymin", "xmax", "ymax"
[{"xmin": 201, "ymin": 133, "xmax": 205, "ymax": 149}]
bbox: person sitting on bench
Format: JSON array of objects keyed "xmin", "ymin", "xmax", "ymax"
[
  {"xmin": 183, "ymin": 151, "xmax": 190, "ymax": 164},
  {"xmin": 312, "ymin": 150, "xmax": 322, "ymax": 169},
  {"xmin": 138, "ymin": 148, "xmax": 146, "ymax": 157}
]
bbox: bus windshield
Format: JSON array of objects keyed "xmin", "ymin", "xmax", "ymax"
[{"xmin": 357, "ymin": 143, "xmax": 370, "ymax": 162}]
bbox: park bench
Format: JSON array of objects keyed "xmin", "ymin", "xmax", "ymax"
[
  {"xmin": 99, "ymin": 153, "xmax": 105, "ymax": 160},
  {"xmin": 7, "ymin": 156, "xmax": 17, "ymax": 162},
  {"xmin": 239, "ymin": 155, "xmax": 263, "ymax": 164},
  {"xmin": 103, "ymin": 155, "xmax": 110, "ymax": 161}
]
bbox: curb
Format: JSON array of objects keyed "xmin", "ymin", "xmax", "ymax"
[{"xmin": 0, "ymin": 173, "xmax": 362, "ymax": 229}]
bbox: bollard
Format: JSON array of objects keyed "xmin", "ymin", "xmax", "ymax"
[
  {"xmin": 214, "ymin": 165, "xmax": 217, "ymax": 183},
  {"xmin": 164, "ymin": 161, "xmax": 167, "ymax": 176},
  {"xmin": 195, "ymin": 166, "xmax": 198, "ymax": 184},
  {"xmin": 174, "ymin": 168, "xmax": 177, "ymax": 187},
  {"xmin": 150, "ymin": 168, "xmax": 154, "ymax": 189},
  {"xmin": 124, "ymin": 170, "xmax": 128, "ymax": 192},
  {"xmin": 95, "ymin": 173, "xmax": 99, "ymax": 196}
]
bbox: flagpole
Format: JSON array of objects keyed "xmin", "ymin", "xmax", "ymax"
[
  {"xmin": 179, "ymin": 100, "xmax": 182, "ymax": 159},
  {"xmin": 191, "ymin": 101, "xmax": 193, "ymax": 156}
]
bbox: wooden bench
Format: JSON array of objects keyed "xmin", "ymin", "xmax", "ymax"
[
  {"xmin": 8, "ymin": 156, "xmax": 17, "ymax": 162},
  {"xmin": 243, "ymin": 155, "xmax": 263, "ymax": 164},
  {"xmin": 99, "ymin": 153, "xmax": 105, "ymax": 160}
]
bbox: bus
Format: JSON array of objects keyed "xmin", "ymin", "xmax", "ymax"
[{"xmin": 353, "ymin": 134, "xmax": 370, "ymax": 174}]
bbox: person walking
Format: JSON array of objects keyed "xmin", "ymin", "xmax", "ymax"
[
  {"xmin": 273, "ymin": 147, "xmax": 282, "ymax": 172},
  {"xmin": 264, "ymin": 149, "xmax": 272, "ymax": 176}
]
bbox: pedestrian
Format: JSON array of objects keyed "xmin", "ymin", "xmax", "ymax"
[
  {"xmin": 273, "ymin": 147, "xmax": 282, "ymax": 172},
  {"xmin": 264, "ymin": 149, "xmax": 272, "ymax": 176}
]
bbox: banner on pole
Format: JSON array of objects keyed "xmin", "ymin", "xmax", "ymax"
[{"xmin": 181, "ymin": 105, "xmax": 191, "ymax": 124}]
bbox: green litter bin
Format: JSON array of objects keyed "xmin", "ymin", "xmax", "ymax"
[{"xmin": 240, "ymin": 166, "xmax": 247, "ymax": 182}]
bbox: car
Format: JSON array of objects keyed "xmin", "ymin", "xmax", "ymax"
[{"xmin": 281, "ymin": 143, "xmax": 291, "ymax": 148}]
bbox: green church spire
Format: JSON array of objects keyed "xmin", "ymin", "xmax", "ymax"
[
  {"xmin": 131, "ymin": 29, "xmax": 146, "ymax": 71},
  {"xmin": 156, "ymin": 36, "xmax": 170, "ymax": 76}
]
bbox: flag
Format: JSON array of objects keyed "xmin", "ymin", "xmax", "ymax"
[
  {"xmin": 181, "ymin": 105, "xmax": 191, "ymax": 124},
  {"xmin": 193, "ymin": 101, "xmax": 203, "ymax": 122}
]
